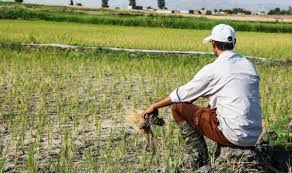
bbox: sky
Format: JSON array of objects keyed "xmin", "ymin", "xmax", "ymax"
[{"xmin": 22, "ymin": 0, "xmax": 292, "ymax": 12}]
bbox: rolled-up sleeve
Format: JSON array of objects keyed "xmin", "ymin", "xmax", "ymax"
[
  {"xmin": 170, "ymin": 88, "xmax": 181, "ymax": 102},
  {"xmin": 169, "ymin": 64, "xmax": 214, "ymax": 103}
]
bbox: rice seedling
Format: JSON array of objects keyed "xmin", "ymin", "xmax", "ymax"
[{"xmin": 0, "ymin": 46, "xmax": 290, "ymax": 172}]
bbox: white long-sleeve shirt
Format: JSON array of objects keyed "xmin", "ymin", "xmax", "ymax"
[{"xmin": 170, "ymin": 50, "xmax": 262, "ymax": 147}]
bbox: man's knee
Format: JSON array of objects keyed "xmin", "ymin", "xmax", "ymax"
[
  {"xmin": 171, "ymin": 103, "xmax": 189, "ymax": 123},
  {"xmin": 171, "ymin": 102, "xmax": 192, "ymax": 112},
  {"xmin": 171, "ymin": 103, "xmax": 178, "ymax": 112},
  {"xmin": 171, "ymin": 103, "xmax": 183, "ymax": 114}
]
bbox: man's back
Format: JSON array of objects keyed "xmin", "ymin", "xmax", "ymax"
[
  {"xmin": 208, "ymin": 50, "xmax": 262, "ymax": 146},
  {"xmin": 169, "ymin": 50, "xmax": 262, "ymax": 146}
]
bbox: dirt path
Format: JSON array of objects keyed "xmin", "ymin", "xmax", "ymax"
[{"xmin": 20, "ymin": 42, "xmax": 292, "ymax": 65}]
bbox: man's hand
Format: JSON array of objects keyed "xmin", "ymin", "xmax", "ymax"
[
  {"xmin": 141, "ymin": 104, "xmax": 158, "ymax": 119},
  {"xmin": 141, "ymin": 96, "xmax": 173, "ymax": 119}
]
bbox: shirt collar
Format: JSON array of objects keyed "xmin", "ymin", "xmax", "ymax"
[{"xmin": 214, "ymin": 50, "xmax": 236, "ymax": 63}]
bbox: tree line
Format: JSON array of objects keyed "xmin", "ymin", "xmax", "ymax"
[
  {"xmin": 13, "ymin": 0, "xmax": 166, "ymax": 9},
  {"xmin": 70, "ymin": 0, "xmax": 165, "ymax": 9},
  {"xmin": 103, "ymin": 0, "xmax": 166, "ymax": 9},
  {"xmin": 12, "ymin": 0, "xmax": 292, "ymax": 15},
  {"xmin": 268, "ymin": 7, "xmax": 292, "ymax": 15},
  {"xmin": 214, "ymin": 8, "xmax": 252, "ymax": 15}
]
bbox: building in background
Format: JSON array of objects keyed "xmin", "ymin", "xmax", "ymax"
[{"xmin": 157, "ymin": 10, "xmax": 174, "ymax": 14}]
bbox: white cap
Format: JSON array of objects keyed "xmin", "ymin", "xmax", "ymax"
[{"xmin": 203, "ymin": 24, "xmax": 236, "ymax": 44}]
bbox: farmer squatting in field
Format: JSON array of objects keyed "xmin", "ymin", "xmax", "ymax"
[{"xmin": 142, "ymin": 24, "xmax": 263, "ymax": 172}]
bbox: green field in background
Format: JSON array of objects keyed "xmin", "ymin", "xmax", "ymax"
[
  {"xmin": 1, "ymin": 20, "xmax": 292, "ymax": 59},
  {"xmin": 1, "ymin": 4, "xmax": 292, "ymax": 33}
]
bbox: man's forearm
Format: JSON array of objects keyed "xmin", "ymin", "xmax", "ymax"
[
  {"xmin": 152, "ymin": 96, "xmax": 173, "ymax": 109},
  {"xmin": 142, "ymin": 96, "xmax": 174, "ymax": 117}
]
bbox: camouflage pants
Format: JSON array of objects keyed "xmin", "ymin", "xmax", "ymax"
[{"xmin": 176, "ymin": 121, "xmax": 211, "ymax": 173}]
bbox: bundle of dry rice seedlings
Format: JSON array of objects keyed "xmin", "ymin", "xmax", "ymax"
[
  {"xmin": 125, "ymin": 108, "xmax": 146, "ymax": 134},
  {"xmin": 125, "ymin": 107, "xmax": 165, "ymax": 151}
]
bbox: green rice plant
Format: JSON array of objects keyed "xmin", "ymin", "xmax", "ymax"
[{"xmin": 26, "ymin": 144, "xmax": 37, "ymax": 173}]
